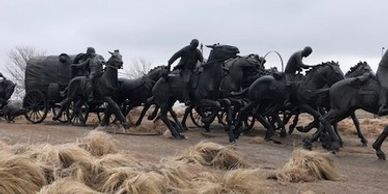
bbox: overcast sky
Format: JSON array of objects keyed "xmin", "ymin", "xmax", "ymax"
[{"xmin": 1, "ymin": 0, "xmax": 387, "ymax": 73}]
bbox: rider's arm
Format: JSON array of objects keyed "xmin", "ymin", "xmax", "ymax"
[
  {"xmin": 72, "ymin": 58, "xmax": 89, "ymax": 68},
  {"xmin": 167, "ymin": 49, "xmax": 184, "ymax": 69},
  {"xmin": 297, "ymin": 54, "xmax": 312, "ymax": 69}
]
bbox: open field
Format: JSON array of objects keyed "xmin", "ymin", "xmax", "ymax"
[{"xmin": 0, "ymin": 113, "xmax": 387, "ymax": 193}]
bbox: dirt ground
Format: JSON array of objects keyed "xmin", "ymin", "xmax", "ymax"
[{"xmin": 0, "ymin": 114, "xmax": 388, "ymax": 194}]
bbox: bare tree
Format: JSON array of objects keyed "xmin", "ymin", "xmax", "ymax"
[
  {"xmin": 6, "ymin": 46, "xmax": 44, "ymax": 100},
  {"xmin": 123, "ymin": 57, "xmax": 153, "ymax": 79}
]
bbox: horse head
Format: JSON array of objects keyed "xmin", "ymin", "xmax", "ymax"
[
  {"xmin": 3, "ymin": 79, "xmax": 16, "ymax": 101},
  {"xmin": 206, "ymin": 44, "xmax": 239, "ymax": 63},
  {"xmin": 106, "ymin": 51, "xmax": 124, "ymax": 69},
  {"xmin": 345, "ymin": 61, "xmax": 373, "ymax": 78}
]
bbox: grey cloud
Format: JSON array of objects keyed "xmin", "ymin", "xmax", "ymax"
[{"xmin": 0, "ymin": 0, "xmax": 387, "ymax": 73}]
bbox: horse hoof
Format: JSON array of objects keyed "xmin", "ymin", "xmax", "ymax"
[
  {"xmin": 361, "ymin": 140, "xmax": 368, "ymax": 147},
  {"xmin": 122, "ymin": 123, "xmax": 130, "ymax": 129},
  {"xmin": 377, "ymin": 151, "xmax": 386, "ymax": 160},
  {"xmin": 264, "ymin": 132, "xmax": 275, "ymax": 141},
  {"xmin": 178, "ymin": 134, "xmax": 186, "ymax": 139},
  {"xmin": 328, "ymin": 142, "xmax": 340, "ymax": 152}
]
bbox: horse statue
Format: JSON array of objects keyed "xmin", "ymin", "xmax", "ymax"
[
  {"xmin": 233, "ymin": 61, "xmax": 345, "ymax": 146},
  {"xmin": 179, "ymin": 53, "xmax": 267, "ymax": 131},
  {"xmin": 0, "ymin": 78, "xmax": 16, "ymax": 108},
  {"xmin": 53, "ymin": 51, "xmax": 130, "ymax": 129},
  {"xmin": 152, "ymin": 44, "xmax": 240, "ymax": 139},
  {"xmin": 317, "ymin": 62, "xmax": 388, "ymax": 159},
  {"xmin": 288, "ymin": 61, "xmax": 373, "ymax": 147},
  {"xmin": 105, "ymin": 65, "xmax": 169, "ymax": 126}
]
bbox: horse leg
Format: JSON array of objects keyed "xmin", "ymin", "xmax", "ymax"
[
  {"xmin": 104, "ymin": 97, "xmax": 129, "ymax": 129},
  {"xmin": 233, "ymin": 101, "xmax": 254, "ymax": 138},
  {"xmin": 220, "ymin": 98, "xmax": 234, "ymax": 143},
  {"xmin": 181, "ymin": 105, "xmax": 194, "ymax": 131},
  {"xmin": 256, "ymin": 113, "xmax": 275, "ymax": 140},
  {"xmin": 332, "ymin": 123, "xmax": 344, "ymax": 147},
  {"xmin": 273, "ymin": 113, "xmax": 287, "ymax": 138},
  {"xmin": 372, "ymin": 126, "xmax": 388, "ymax": 160},
  {"xmin": 350, "ymin": 112, "xmax": 368, "ymax": 146},
  {"xmin": 135, "ymin": 103, "xmax": 151, "ymax": 126},
  {"xmin": 159, "ymin": 104, "xmax": 184, "ymax": 139},
  {"xmin": 299, "ymin": 104, "xmax": 334, "ymax": 150},
  {"xmin": 53, "ymin": 98, "xmax": 71, "ymax": 121},
  {"xmin": 101, "ymin": 107, "xmax": 113, "ymax": 127},
  {"xmin": 168, "ymin": 106, "xmax": 185, "ymax": 132},
  {"xmin": 289, "ymin": 113, "xmax": 299, "ymax": 134}
]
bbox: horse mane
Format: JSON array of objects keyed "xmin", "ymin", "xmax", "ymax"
[
  {"xmin": 345, "ymin": 61, "xmax": 370, "ymax": 76},
  {"xmin": 148, "ymin": 65, "xmax": 167, "ymax": 74},
  {"xmin": 305, "ymin": 61, "xmax": 339, "ymax": 76}
]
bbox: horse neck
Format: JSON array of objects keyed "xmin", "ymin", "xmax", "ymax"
[
  {"xmin": 146, "ymin": 69, "xmax": 162, "ymax": 81},
  {"xmin": 201, "ymin": 60, "xmax": 224, "ymax": 90},
  {"xmin": 302, "ymin": 66, "xmax": 329, "ymax": 89},
  {"xmin": 101, "ymin": 66, "xmax": 118, "ymax": 86}
]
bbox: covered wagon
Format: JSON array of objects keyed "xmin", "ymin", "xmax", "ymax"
[{"xmin": 24, "ymin": 54, "xmax": 74, "ymax": 123}]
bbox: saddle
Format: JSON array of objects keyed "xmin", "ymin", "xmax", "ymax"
[{"xmin": 167, "ymin": 69, "xmax": 200, "ymax": 89}]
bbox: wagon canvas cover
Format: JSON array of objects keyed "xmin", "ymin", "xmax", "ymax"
[{"xmin": 25, "ymin": 55, "xmax": 73, "ymax": 93}]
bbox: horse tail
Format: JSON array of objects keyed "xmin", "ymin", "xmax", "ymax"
[{"xmin": 229, "ymin": 88, "xmax": 248, "ymax": 98}]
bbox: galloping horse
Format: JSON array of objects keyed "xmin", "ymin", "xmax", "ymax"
[
  {"xmin": 234, "ymin": 61, "xmax": 345, "ymax": 147},
  {"xmin": 288, "ymin": 62, "xmax": 372, "ymax": 147},
  {"xmin": 317, "ymin": 64, "xmax": 388, "ymax": 159},
  {"xmin": 53, "ymin": 51, "xmax": 129, "ymax": 128},
  {"xmin": 110, "ymin": 65, "xmax": 169, "ymax": 126},
  {"xmin": 152, "ymin": 44, "xmax": 240, "ymax": 139}
]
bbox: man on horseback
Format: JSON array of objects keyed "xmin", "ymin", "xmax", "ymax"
[
  {"xmin": 167, "ymin": 39, "xmax": 204, "ymax": 105},
  {"xmin": 285, "ymin": 46, "xmax": 314, "ymax": 82},
  {"xmin": 72, "ymin": 47, "xmax": 105, "ymax": 101},
  {"xmin": 377, "ymin": 50, "xmax": 388, "ymax": 115}
]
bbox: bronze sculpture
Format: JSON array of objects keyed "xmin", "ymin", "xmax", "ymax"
[{"xmin": 167, "ymin": 39, "xmax": 204, "ymax": 105}]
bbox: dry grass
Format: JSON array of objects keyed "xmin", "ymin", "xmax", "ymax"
[
  {"xmin": 78, "ymin": 130, "xmax": 119, "ymax": 157},
  {"xmin": 175, "ymin": 141, "xmax": 249, "ymax": 170},
  {"xmin": 0, "ymin": 154, "xmax": 47, "ymax": 194},
  {"xmin": 338, "ymin": 118, "xmax": 387, "ymax": 137},
  {"xmin": 38, "ymin": 178, "xmax": 101, "ymax": 194},
  {"xmin": 276, "ymin": 149, "xmax": 343, "ymax": 182},
  {"xmin": 0, "ymin": 130, "xmax": 344, "ymax": 194}
]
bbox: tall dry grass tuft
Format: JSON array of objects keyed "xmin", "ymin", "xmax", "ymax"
[
  {"xmin": 175, "ymin": 141, "xmax": 249, "ymax": 169},
  {"xmin": 117, "ymin": 171, "xmax": 167, "ymax": 194},
  {"xmin": 97, "ymin": 167, "xmax": 139, "ymax": 193},
  {"xmin": 277, "ymin": 149, "xmax": 343, "ymax": 182},
  {"xmin": 182, "ymin": 169, "xmax": 269, "ymax": 194},
  {"xmin": 79, "ymin": 130, "xmax": 119, "ymax": 157},
  {"xmin": 94, "ymin": 153, "xmax": 140, "ymax": 169},
  {"xmin": 25, "ymin": 144, "xmax": 60, "ymax": 166},
  {"xmin": 0, "ymin": 154, "xmax": 47, "ymax": 194},
  {"xmin": 38, "ymin": 178, "xmax": 101, "ymax": 194},
  {"xmin": 57, "ymin": 145, "xmax": 93, "ymax": 168}
]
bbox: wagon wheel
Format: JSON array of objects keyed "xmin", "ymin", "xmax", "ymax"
[
  {"xmin": 67, "ymin": 101, "xmax": 89, "ymax": 126},
  {"xmin": 190, "ymin": 108, "xmax": 206, "ymax": 128},
  {"xmin": 52, "ymin": 104, "xmax": 69, "ymax": 123},
  {"xmin": 23, "ymin": 90, "xmax": 48, "ymax": 124},
  {"xmin": 190, "ymin": 106, "xmax": 217, "ymax": 128}
]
